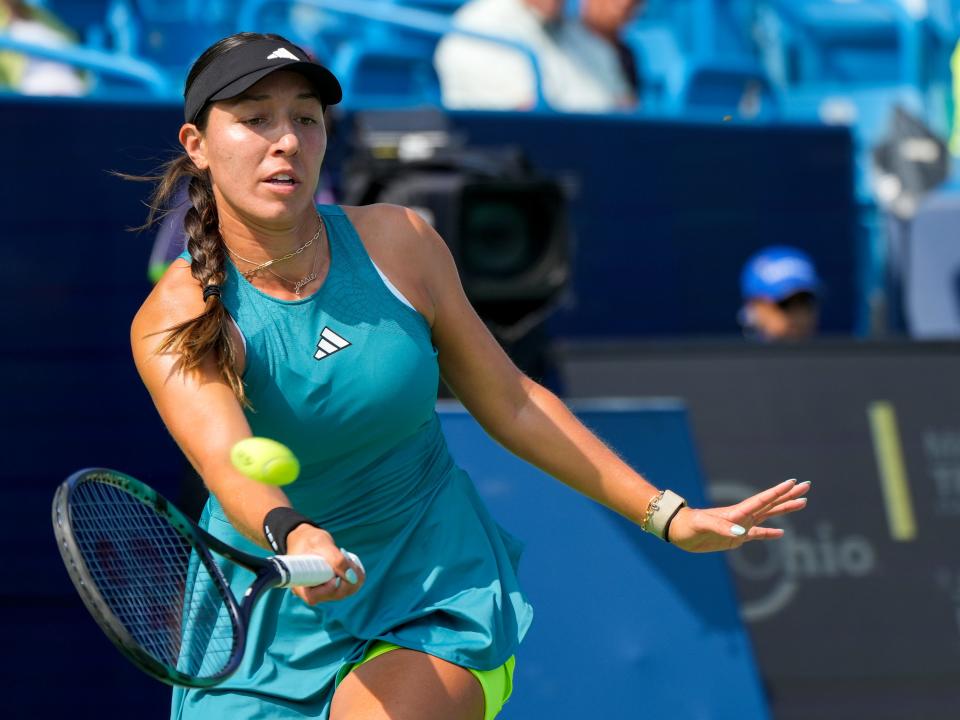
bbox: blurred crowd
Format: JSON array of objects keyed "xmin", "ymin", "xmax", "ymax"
[
  {"xmin": 434, "ymin": 0, "xmax": 644, "ymax": 112},
  {"xmin": 0, "ymin": 0, "xmax": 85, "ymax": 95},
  {"xmin": 4, "ymin": 0, "xmax": 960, "ymax": 342}
]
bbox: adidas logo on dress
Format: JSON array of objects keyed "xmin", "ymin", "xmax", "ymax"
[{"xmin": 314, "ymin": 327, "xmax": 351, "ymax": 360}]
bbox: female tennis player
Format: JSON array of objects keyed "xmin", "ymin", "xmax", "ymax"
[{"xmin": 131, "ymin": 32, "xmax": 810, "ymax": 720}]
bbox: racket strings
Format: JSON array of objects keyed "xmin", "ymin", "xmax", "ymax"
[{"xmin": 68, "ymin": 479, "xmax": 239, "ymax": 679}]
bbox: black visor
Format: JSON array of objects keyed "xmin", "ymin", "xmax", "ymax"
[{"xmin": 184, "ymin": 37, "xmax": 342, "ymax": 124}]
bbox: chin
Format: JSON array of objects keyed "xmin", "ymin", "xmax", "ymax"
[{"xmin": 253, "ymin": 199, "xmax": 315, "ymax": 222}]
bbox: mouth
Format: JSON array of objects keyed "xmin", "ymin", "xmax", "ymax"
[{"xmin": 263, "ymin": 172, "xmax": 300, "ymax": 186}]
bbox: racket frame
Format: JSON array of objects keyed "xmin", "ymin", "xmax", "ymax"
[{"xmin": 52, "ymin": 468, "xmax": 286, "ymax": 688}]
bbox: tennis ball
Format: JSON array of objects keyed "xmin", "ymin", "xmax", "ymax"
[{"xmin": 230, "ymin": 437, "xmax": 300, "ymax": 486}]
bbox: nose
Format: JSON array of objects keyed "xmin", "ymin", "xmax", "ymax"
[{"xmin": 273, "ymin": 121, "xmax": 300, "ymax": 157}]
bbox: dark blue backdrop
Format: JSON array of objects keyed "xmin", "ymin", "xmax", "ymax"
[
  {"xmin": 1, "ymin": 98, "xmax": 857, "ymax": 348},
  {"xmin": 1, "ymin": 98, "xmax": 851, "ymax": 716},
  {"xmin": 449, "ymin": 111, "xmax": 857, "ymax": 337}
]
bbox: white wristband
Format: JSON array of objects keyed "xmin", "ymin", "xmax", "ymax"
[{"xmin": 646, "ymin": 490, "xmax": 687, "ymax": 541}]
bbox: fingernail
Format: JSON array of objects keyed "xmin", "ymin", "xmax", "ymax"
[
  {"xmin": 799, "ymin": 497, "xmax": 808, "ymax": 504},
  {"xmin": 334, "ymin": 577, "xmax": 342, "ymax": 589},
  {"xmin": 731, "ymin": 524, "xmax": 747, "ymax": 537},
  {"xmin": 798, "ymin": 480, "xmax": 812, "ymax": 487},
  {"xmin": 345, "ymin": 568, "xmax": 359, "ymax": 585}
]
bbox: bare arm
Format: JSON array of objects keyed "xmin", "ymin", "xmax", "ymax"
[
  {"xmin": 397, "ymin": 209, "xmax": 809, "ymax": 551},
  {"xmin": 131, "ymin": 261, "xmax": 361, "ymax": 599},
  {"xmin": 412, "ymin": 217, "xmax": 658, "ymax": 525}
]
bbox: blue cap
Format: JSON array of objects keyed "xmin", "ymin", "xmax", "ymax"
[{"xmin": 740, "ymin": 246, "xmax": 820, "ymax": 302}]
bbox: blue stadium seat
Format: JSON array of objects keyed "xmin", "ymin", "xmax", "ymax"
[
  {"xmin": 627, "ymin": 21, "xmax": 776, "ymax": 119},
  {"xmin": 40, "ymin": 0, "xmax": 139, "ymax": 51},
  {"xmin": 233, "ymin": 0, "xmax": 450, "ymax": 109},
  {"xmin": 680, "ymin": 60, "xmax": 778, "ymax": 119},
  {"xmin": 758, "ymin": 1, "xmax": 904, "ymax": 87},
  {"xmin": 40, "ymin": 0, "xmax": 111, "ymax": 45},
  {"xmin": 332, "ymin": 40, "xmax": 441, "ymax": 109},
  {"xmin": 129, "ymin": 0, "xmax": 234, "ymax": 73},
  {"xmin": 135, "ymin": 19, "xmax": 233, "ymax": 75},
  {"xmin": 755, "ymin": 0, "xmax": 955, "ymax": 202},
  {"xmin": 625, "ymin": 23, "xmax": 685, "ymax": 113},
  {"xmin": 757, "ymin": 0, "xmax": 955, "ymax": 95},
  {"xmin": 392, "ymin": 0, "xmax": 464, "ymax": 14}
]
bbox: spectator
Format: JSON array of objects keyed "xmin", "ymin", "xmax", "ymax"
[
  {"xmin": 580, "ymin": 0, "xmax": 644, "ymax": 104},
  {"xmin": 0, "ymin": 0, "xmax": 86, "ymax": 96},
  {"xmin": 434, "ymin": 0, "xmax": 638, "ymax": 112},
  {"xmin": 739, "ymin": 246, "xmax": 821, "ymax": 342}
]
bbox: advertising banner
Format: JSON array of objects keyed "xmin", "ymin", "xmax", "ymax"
[{"xmin": 559, "ymin": 340, "xmax": 960, "ymax": 720}]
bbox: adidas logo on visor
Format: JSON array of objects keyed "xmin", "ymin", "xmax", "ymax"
[{"xmin": 267, "ymin": 48, "xmax": 299, "ymax": 61}]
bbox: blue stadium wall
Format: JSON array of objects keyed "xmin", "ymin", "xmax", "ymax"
[{"xmin": 1, "ymin": 98, "xmax": 858, "ymax": 716}]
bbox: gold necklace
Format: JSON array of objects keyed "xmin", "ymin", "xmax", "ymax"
[
  {"xmin": 264, "ymin": 233, "xmax": 322, "ymax": 297},
  {"xmin": 225, "ymin": 215, "xmax": 322, "ymax": 280}
]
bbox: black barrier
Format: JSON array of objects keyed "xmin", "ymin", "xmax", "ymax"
[{"xmin": 558, "ymin": 340, "xmax": 960, "ymax": 720}]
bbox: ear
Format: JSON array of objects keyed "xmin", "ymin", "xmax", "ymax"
[{"xmin": 179, "ymin": 123, "xmax": 208, "ymax": 170}]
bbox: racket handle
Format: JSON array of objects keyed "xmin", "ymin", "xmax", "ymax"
[{"xmin": 272, "ymin": 554, "xmax": 335, "ymax": 587}]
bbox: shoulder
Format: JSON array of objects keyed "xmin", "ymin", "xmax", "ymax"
[
  {"xmin": 451, "ymin": 0, "xmax": 507, "ymax": 27},
  {"xmin": 341, "ymin": 203, "xmax": 450, "ymax": 263},
  {"xmin": 340, "ymin": 203, "xmax": 458, "ymax": 326},
  {"xmin": 131, "ymin": 258, "xmax": 204, "ymax": 349}
]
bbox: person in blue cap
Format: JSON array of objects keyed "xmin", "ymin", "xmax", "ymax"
[{"xmin": 739, "ymin": 246, "xmax": 821, "ymax": 342}]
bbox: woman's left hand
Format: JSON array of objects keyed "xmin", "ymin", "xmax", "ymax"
[{"xmin": 666, "ymin": 478, "xmax": 810, "ymax": 553}]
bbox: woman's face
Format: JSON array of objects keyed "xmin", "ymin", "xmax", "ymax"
[{"xmin": 181, "ymin": 70, "xmax": 327, "ymax": 227}]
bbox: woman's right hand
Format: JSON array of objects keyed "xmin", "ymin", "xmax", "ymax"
[{"xmin": 285, "ymin": 524, "xmax": 366, "ymax": 604}]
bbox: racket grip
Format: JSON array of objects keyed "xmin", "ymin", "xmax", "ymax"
[{"xmin": 272, "ymin": 554, "xmax": 335, "ymax": 587}]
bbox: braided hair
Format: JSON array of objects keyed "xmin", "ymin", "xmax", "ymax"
[{"xmin": 137, "ymin": 34, "xmax": 293, "ymax": 405}]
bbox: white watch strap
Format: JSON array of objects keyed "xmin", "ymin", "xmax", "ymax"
[{"xmin": 648, "ymin": 489, "xmax": 687, "ymax": 540}]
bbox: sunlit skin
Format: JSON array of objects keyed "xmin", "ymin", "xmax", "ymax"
[
  {"xmin": 746, "ymin": 294, "xmax": 819, "ymax": 341},
  {"xmin": 523, "ymin": 0, "xmax": 564, "ymax": 23},
  {"xmin": 178, "ymin": 71, "xmax": 328, "ymax": 292},
  {"xmin": 581, "ymin": 0, "xmax": 644, "ymax": 40},
  {"xmin": 133, "ymin": 49, "xmax": 813, "ymax": 720}
]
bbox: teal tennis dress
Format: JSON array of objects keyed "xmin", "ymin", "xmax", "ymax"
[{"xmin": 170, "ymin": 205, "xmax": 533, "ymax": 719}]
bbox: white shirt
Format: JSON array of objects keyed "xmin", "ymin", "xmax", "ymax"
[
  {"xmin": 8, "ymin": 19, "xmax": 86, "ymax": 96},
  {"xmin": 434, "ymin": 0, "xmax": 633, "ymax": 112}
]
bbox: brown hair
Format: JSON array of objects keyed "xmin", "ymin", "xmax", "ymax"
[
  {"xmin": 135, "ymin": 33, "xmax": 291, "ymax": 406},
  {"xmin": 149, "ymin": 153, "xmax": 246, "ymax": 405}
]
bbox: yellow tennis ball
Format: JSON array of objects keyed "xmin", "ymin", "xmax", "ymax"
[{"xmin": 230, "ymin": 437, "xmax": 300, "ymax": 486}]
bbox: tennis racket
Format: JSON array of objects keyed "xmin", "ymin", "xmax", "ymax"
[{"xmin": 51, "ymin": 467, "xmax": 363, "ymax": 688}]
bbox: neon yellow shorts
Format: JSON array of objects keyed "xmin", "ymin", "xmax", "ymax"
[{"xmin": 336, "ymin": 641, "xmax": 516, "ymax": 720}]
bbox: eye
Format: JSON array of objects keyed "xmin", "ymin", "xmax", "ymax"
[
  {"xmin": 298, "ymin": 116, "xmax": 319, "ymax": 126},
  {"xmin": 242, "ymin": 117, "xmax": 266, "ymax": 127}
]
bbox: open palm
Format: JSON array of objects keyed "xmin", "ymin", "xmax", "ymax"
[{"xmin": 667, "ymin": 478, "xmax": 810, "ymax": 553}]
